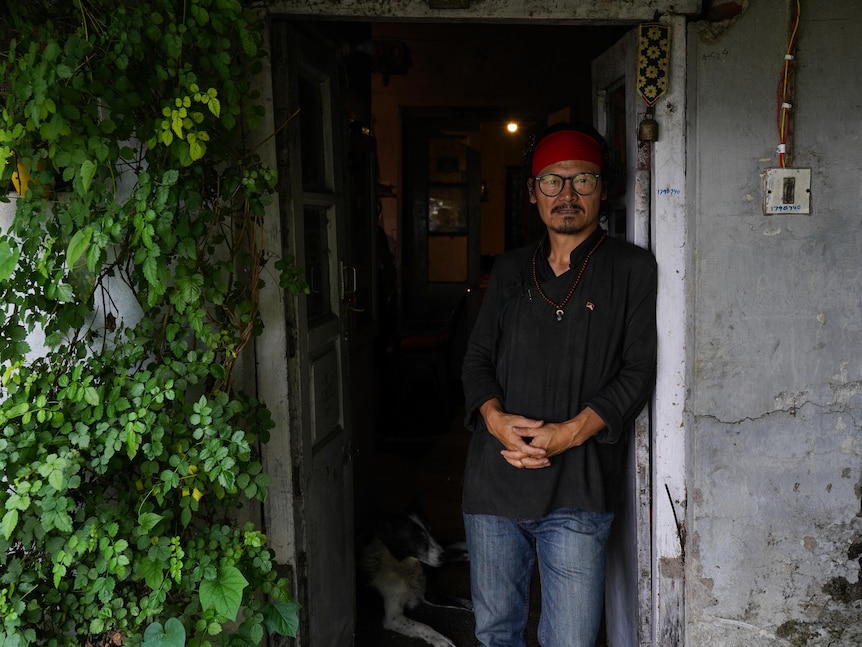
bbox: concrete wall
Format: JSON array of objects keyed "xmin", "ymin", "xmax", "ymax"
[{"xmin": 687, "ymin": 2, "xmax": 862, "ymax": 645}]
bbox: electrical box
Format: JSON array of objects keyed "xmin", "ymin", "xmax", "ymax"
[{"xmin": 762, "ymin": 168, "xmax": 811, "ymax": 215}]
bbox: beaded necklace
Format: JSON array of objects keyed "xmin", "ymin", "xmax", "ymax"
[{"xmin": 531, "ymin": 232, "xmax": 607, "ymax": 321}]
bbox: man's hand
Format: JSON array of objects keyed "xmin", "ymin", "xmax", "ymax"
[
  {"xmin": 480, "ymin": 400, "xmax": 607, "ymax": 470},
  {"xmin": 479, "ymin": 399, "xmax": 550, "ymax": 469},
  {"xmin": 511, "ymin": 407, "xmax": 606, "ymax": 459}
]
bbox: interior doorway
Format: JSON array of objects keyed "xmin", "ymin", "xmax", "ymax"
[{"xmin": 357, "ymin": 21, "xmax": 642, "ymax": 647}]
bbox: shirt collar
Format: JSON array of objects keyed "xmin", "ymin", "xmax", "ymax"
[{"xmin": 536, "ymin": 227, "xmax": 607, "ymax": 272}]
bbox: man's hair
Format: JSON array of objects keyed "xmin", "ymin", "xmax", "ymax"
[{"xmin": 525, "ymin": 121, "xmax": 618, "ymax": 192}]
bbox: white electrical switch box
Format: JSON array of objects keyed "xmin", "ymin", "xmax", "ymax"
[{"xmin": 762, "ymin": 168, "xmax": 811, "ymax": 215}]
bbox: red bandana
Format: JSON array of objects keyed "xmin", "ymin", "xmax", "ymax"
[{"xmin": 531, "ymin": 130, "xmax": 603, "ymax": 176}]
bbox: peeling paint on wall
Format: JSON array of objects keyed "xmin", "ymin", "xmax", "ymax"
[
  {"xmin": 823, "ymin": 539, "xmax": 862, "ymax": 603},
  {"xmin": 772, "ymin": 537, "xmax": 862, "ymax": 645},
  {"xmin": 696, "ymin": 0, "xmax": 752, "ymax": 44}
]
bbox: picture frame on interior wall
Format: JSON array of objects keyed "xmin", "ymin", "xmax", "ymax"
[{"xmin": 429, "ymin": 137, "xmax": 467, "ymax": 183}]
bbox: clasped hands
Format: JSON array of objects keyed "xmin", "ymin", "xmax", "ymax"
[{"xmin": 479, "ymin": 398, "xmax": 604, "ymax": 470}]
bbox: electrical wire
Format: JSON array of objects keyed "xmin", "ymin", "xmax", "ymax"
[{"xmin": 776, "ymin": 0, "xmax": 801, "ymax": 168}]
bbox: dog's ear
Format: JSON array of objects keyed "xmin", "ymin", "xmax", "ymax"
[{"xmin": 377, "ymin": 512, "xmax": 419, "ymax": 561}]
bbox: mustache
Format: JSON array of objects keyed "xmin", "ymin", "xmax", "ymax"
[{"xmin": 551, "ymin": 202, "xmax": 584, "ymax": 214}]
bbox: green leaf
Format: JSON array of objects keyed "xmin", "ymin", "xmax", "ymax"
[
  {"xmin": 138, "ymin": 512, "xmax": 164, "ymax": 532},
  {"xmin": 5, "ymin": 401, "xmax": 30, "ymax": 419},
  {"xmin": 188, "ymin": 138, "xmax": 205, "ymax": 162},
  {"xmin": 1, "ymin": 509, "xmax": 19, "ymax": 540},
  {"xmin": 239, "ymin": 31, "xmax": 258, "ymax": 58},
  {"xmin": 127, "ymin": 425, "xmax": 140, "ymax": 459},
  {"xmin": 171, "ymin": 112, "xmax": 184, "ymax": 139},
  {"xmin": 207, "ymin": 97, "xmax": 221, "ymax": 119},
  {"xmin": 142, "ymin": 255, "xmax": 159, "ymax": 286},
  {"xmin": 84, "ymin": 386, "xmax": 100, "ymax": 406},
  {"xmin": 53, "ymin": 562, "xmax": 67, "ymax": 589},
  {"xmin": 199, "ymin": 565, "xmax": 248, "ymax": 620},
  {"xmin": 80, "ymin": 159, "xmax": 97, "ymax": 191},
  {"xmin": 66, "ymin": 228, "xmax": 93, "ymax": 271},
  {"xmin": 139, "ymin": 556, "xmax": 165, "ymax": 590},
  {"xmin": 42, "ymin": 40, "xmax": 61, "ymax": 62},
  {"xmin": 262, "ymin": 599, "xmax": 302, "ymax": 637},
  {"xmin": 44, "ymin": 112, "xmax": 68, "ymax": 140},
  {"xmin": 142, "ymin": 617, "xmax": 186, "ymax": 647},
  {"xmin": 48, "ymin": 468, "xmax": 66, "ymax": 492},
  {"xmin": 162, "ymin": 169, "xmax": 179, "ymax": 186},
  {"xmin": 43, "ymin": 508, "xmax": 73, "ymax": 533},
  {"xmin": 54, "ymin": 282, "xmax": 75, "ymax": 303},
  {"xmin": 0, "ymin": 240, "xmax": 20, "ymax": 281}
]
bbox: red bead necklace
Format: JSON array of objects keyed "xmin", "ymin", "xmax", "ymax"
[{"xmin": 531, "ymin": 232, "xmax": 607, "ymax": 321}]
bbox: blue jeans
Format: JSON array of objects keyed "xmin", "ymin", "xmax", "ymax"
[{"xmin": 464, "ymin": 508, "xmax": 614, "ymax": 647}]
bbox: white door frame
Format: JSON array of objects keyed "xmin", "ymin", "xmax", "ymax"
[
  {"xmin": 596, "ymin": 15, "xmax": 690, "ymax": 646},
  {"xmin": 645, "ymin": 14, "xmax": 689, "ymax": 646},
  {"xmin": 593, "ymin": 27, "xmax": 652, "ymax": 647}
]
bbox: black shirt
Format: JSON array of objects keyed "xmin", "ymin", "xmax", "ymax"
[{"xmin": 461, "ymin": 227, "xmax": 658, "ymax": 518}]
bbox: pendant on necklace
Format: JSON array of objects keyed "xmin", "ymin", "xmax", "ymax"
[{"xmin": 531, "ymin": 232, "xmax": 608, "ymax": 325}]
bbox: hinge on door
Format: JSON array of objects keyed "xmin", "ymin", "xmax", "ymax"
[{"xmin": 343, "ymin": 439, "xmax": 357, "ymax": 466}]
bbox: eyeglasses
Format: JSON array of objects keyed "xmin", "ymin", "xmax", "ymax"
[{"xmin": 534, "ymin": 172, "xmax": 602, "ymax": 197}]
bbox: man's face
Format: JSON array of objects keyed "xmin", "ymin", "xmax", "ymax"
[{"xmin": 529, "ymin": 159, "xmax": 605, "ymax": 237}]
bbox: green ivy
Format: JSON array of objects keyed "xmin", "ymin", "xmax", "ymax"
[{"xmin": 0, "ymin": 1, "xmax": 304, "ymax": 644}]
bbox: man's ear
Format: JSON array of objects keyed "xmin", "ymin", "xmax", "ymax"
[{"xmin": 527, "ymin": 177, "xmax": 537, "ymax": 204}]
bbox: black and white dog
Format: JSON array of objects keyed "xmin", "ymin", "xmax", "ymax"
[{"xmin": 360, "ymin": 511, "xmax": 471, "ymax": 647}]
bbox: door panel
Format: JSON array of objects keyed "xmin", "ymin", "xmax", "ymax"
[
  {"xmin": 271, "ymin": 22, "xmax": 354, "ymax": 647},
  {"xmin": 592, "ymin": 28, "xmax": 652, "ymax": 647}
]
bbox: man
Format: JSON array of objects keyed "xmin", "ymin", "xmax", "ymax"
[{"xmin": 461, "ymin": 122, "xmax": 657, "ymax": 647}]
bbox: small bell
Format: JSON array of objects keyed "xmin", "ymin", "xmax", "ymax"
[{"xmin": 638, "ymin": 109, "xmax": 659, "ymax": 143}]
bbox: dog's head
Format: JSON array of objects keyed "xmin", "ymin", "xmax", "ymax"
[{"xmin": 376, "ymin": 512, "xmax": 445, "ymax": 567}]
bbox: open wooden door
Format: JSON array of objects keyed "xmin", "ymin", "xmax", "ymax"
[
  {"xmin": 269, "ymin": 23, "xmax": 355, "ymax": 647},
  {"xmin": 592, "ymin": 28, "xmax": 653, "ymax": 647}
]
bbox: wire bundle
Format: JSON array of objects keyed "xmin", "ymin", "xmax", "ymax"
[{"xmin": 776, "ymin": 0, "xmax": 801, "ymax": 167}]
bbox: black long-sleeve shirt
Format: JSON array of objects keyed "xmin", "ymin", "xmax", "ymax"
[{"xmin": 461, "ymin": 227, "xmax": 657, "ymax": 518}]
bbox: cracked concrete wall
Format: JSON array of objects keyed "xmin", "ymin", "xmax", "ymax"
[{"xmin": 688, "ymin": 1, "xmax": 862, "ymax": 645}]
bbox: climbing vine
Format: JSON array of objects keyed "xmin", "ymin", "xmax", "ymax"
[{"xmin": 0, "ymin": 1, "xmax": 303, "ymax": 644}]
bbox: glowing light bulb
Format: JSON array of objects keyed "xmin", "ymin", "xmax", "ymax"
[{"xmin": 506, "ymin": 122, "xmax": 519, "ymax": 133}]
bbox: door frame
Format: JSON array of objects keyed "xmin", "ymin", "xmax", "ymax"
[
  {"xmin": 594, "ymin": 15, "xmax": 689, "ymax": 646},
  {"xmin": 250, "ymin": 10, "xmax": 690, "ymax": 647},
  {"xmin": 592, "ymin": 27, "xmax": 651, "ymax": 647},
  {"xmin": 647, "ymin": 14, "xmax": 689, "ymax": 646}
]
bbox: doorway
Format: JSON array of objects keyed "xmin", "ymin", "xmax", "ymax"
[
  {"xmin": 258, "ymin": 16, "xmax": 687, "ymax": 647},
  {"xmin": 361, "ymin": 21, "xmax": 639, "ymax": 647}
]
